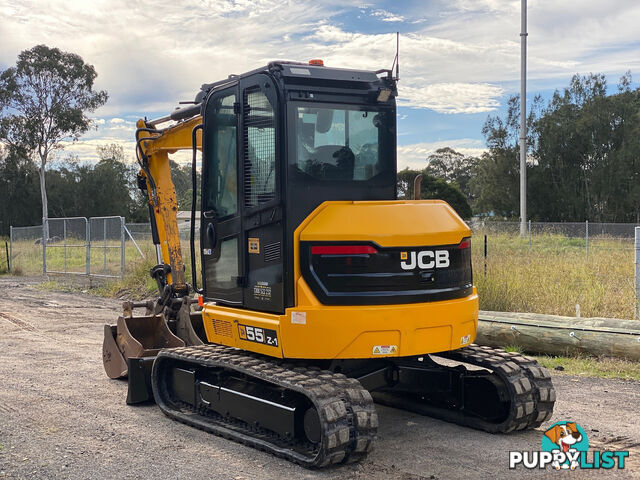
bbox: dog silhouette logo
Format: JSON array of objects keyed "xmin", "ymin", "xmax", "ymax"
[{"xmin": 542, "ymin": 421, "xmax": 589, "ymax": 470}]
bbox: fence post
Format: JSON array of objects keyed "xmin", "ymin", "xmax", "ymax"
[
  {"xmin": 528, "ymin": 220, "xmax": 532, "ymax": 250},
  {"xmin": 85, "ymin": 218, "xmax": 91, "ymax": 277},
  {"xmin": 120, "ymin": 217, "xmax": 125, "ymax": 278},
  {"xmin": 63, "ymin": 219, "xmax": 67, "ymax": 274},
  {"xmin": 103, "ymin": 218, "xmax": 107, "ymax": 275},
  {"xmin": 484, "ymin": 234, "xmax": 487, "ymax": 277},
  {"xmin": 9, "ymin": 226, "xmax": 12, "ymax": 273},
  {"xmin": 635, "ymin": 226, "xmax": 639, "ymax": 320},
  {"xmin": 585, "ymin": 220, "xmax": 589, "ymax": 261},
  {"xmin": 42, "ymin": 219, "xmax": 47, "ymax": 276}
]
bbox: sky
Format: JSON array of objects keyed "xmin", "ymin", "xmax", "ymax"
[{"xmin": 1, "ymin": 0, "xmax": 640, "ymax": 170}]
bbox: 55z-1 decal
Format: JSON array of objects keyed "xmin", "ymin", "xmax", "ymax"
[{"xmin": 238, "ymin": 324, "xmax": 278, "ymax": 347}]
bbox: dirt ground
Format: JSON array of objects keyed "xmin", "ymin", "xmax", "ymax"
[{"xmin": 0, "ymin": 277, "xmax": 638, "ymax": 480}]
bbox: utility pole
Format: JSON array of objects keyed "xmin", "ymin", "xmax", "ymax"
[{"xmin": 519, "ymin": 0, "xmax": 528, "ymax": 237}]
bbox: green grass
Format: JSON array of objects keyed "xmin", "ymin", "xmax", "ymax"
[
  {"xmin": 504, "ymin": 345, "xmax": 525, "ymax": 354},
  {"xmin": 472, "ymin": 232, "xmax": 636, "ymax": 319},
  {"xmin": 535, "ymin": 355, "xmax": 640, "ymax": 380}
]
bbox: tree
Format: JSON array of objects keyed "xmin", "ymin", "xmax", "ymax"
[
  {"xmin": 425, "ymin": 147, "xmax": 478, "ymax": 205},
  {"xmin": 170, "ymin": 160, "xmax": 202, "ymax": 211},
  {"xmin": 0, "ymin": 145, "xmax": 41, "ymax": 234},
  {"xmin": 532, "ymin": 73, "xmax": 640, "ymax": 221},
  {"xmin": 471, "ymin": 94, "xmax": 541, "ymax": 218},
  {"xmin": 0, "ymin": 45, "xmax": 108, "ymax": 234},
  {"xmin": 397, "ymin": 167, "xmax": 472, "ymax": 219}
]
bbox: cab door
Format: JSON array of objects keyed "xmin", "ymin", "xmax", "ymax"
[
  {"xmin": 239, "ymin": 75, "xmax": 284, "ymax": 313},
  {"xmin": 201, "ymin": 86, "xmax": 243, "ymax": 305}
]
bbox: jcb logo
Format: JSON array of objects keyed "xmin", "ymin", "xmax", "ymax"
[{"xmin": 400, "ymin": 250, "xmax": 450, "ymax": 270}]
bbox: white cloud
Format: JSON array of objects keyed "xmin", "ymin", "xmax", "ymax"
[
  {"xmin": 371, "ymin": 9, "xmax": 404, "ymax": 22},
  {"xmin": 397, "ymin": 139, "xmax": 486, "ymax": 170},
  {"xmin": 2, "ymin": 0, "xmax": 639, "ymax": 164},
  {"xmin": 398, "ymin": 83, "xmax": 504, "ymax": 114}
]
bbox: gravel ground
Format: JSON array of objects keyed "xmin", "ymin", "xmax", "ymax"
[{"xmin": 0, "ymin": 277, "xmax": 638, "ymax": 479}]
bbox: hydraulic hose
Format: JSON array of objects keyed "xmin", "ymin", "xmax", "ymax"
[{"xmin": 190, "ymin": 124, "xmax": 204, "ymax": 294}]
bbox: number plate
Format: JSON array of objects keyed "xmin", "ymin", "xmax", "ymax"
[{"xmin": 237, "ymin": 323, "xmax": 278, "ymax": 347}]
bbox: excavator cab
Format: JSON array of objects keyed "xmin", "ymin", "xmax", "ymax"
[{"xmin": 199, "ymin": 62, "xmax": 397, "ymax": 314}]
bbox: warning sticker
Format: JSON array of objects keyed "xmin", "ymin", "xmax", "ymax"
[
  {"xmin": 372, "ymin": 345, "xmax": 398, "ymax": 355},
  {"xmin": 291, "ymin": 311, "xmax": 306, "ymax": 325},
  {"xmin": 248, "ymin": 238, "xmax": 260, "ymax": 254},
  {"xmin": 460, "ymin": 334, "xmax": 471, "ymax": 346}
]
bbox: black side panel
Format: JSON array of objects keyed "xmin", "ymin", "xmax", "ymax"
[
  {"xmin": 244, "ymin": 221, "xmax": 284, "ymax": 312},
  {"xmin": 300, "ymin": 241, "xmax": 472, "ymax": 306}
]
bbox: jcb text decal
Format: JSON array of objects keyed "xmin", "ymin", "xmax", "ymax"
[{"xmin": 400, "ymin": 250, "xmax": 450, "ymax": 270}]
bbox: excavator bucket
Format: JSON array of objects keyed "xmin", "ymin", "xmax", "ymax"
[
  {"xmin": 102, "ymin": 324, "xmax": 128, "ymax": 379},
  {"xmin": 102, "ymin": 303, "xmax": 185, "ymax": 379}
]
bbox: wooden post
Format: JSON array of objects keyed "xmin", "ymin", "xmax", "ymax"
[{"xmin": 476, "ymin": 311, "xmax": 640, "ymax": 361}]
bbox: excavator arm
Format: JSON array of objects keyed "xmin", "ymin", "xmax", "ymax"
[
  {"xmin": 135, "ymin": 116, "xmax": 202, "ymax": 295},
  {"xmin": 102, "ymin": 114, "xmax": 207, "ymax": 395}
]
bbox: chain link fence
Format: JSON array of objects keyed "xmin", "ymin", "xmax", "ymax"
[
  {"xmin": 9, "ymin": 216, "xmax": 144, "ymax": 279},
  {"xmin": 8, "ymin": 218, "xmax": 197, "ymax": 279},
  {"xmin": 124, "ymin": 222, "xmax": 199, "ymax": 259},
  {"xmin": 470, "ymin": 220, "xmax": 637, "ymax": 257},
  {"xmin": 470, "ymin": 220, "xmax": 639, "ymax": 319},
  {"xmin": 88, "ymin": 217, "xmax": 125, "ymax": 278},
  {"xmin": 45, "ymin": 217, "xmax": 89, "ymax": 276},
  {"xmin": 8, "ymin": 225, "xmax": 44, "ymax": 276}
]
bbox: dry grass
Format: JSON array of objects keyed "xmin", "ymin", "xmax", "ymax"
[{"xmin": 472, "ymin": 233, "xmax": 636, "ymax": 319}]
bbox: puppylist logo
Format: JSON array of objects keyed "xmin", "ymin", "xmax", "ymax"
[{"xmin": 509, "ymin": 421, "xmax": 630, "ymax": 471}]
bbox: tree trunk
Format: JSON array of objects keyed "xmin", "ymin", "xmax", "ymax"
[{"xmin": 39, "ymin": 159, "xmax": 49, "ymax": 239}]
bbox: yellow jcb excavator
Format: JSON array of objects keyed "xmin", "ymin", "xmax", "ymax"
[{"xmin": 102, "ymin": 60, "xmax": 555, "ymax": 467}]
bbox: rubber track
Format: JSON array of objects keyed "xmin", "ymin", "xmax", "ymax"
[
  {"xmin": 374, "ymin": 344, "xmax": 554, "ymax": 433},
  {"xmin": 151, "ymin": 345, "xmax": 377, "ymax": 468}
]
